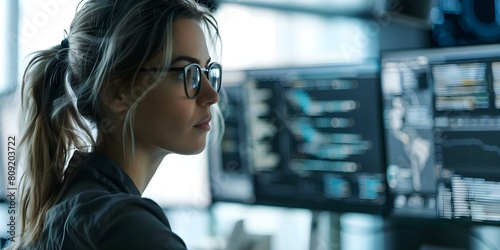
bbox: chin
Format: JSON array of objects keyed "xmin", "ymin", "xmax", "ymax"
[
  {"xmin": 190, "ymin": 147, "xmax": 206, "ymax": 155},
  {"xmin": 176, "ymin": 144, "xmax": 206, "ymax": 155}
]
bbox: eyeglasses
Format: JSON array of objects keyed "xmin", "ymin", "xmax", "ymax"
[{"xmin": 139, "ymin": 62, "xmax": 222, "ymax": 99}]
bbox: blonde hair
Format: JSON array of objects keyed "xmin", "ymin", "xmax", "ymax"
[{"xmin": 12, "ymin": 0, "xmax": 220, "ymax": 248}]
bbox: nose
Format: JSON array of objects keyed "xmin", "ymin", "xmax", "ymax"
[{"xmin": 196, "ymin": 74, "xmax": 219, "ymax": 106}]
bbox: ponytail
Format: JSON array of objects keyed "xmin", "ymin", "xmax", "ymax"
[{"xmin": 14, "ymin": 43, "xmax": 94, "ymax": 248}]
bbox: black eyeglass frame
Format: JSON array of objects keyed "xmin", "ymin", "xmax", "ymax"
[{"xmin": 139, "ymin": 62, "xmax": 222, "ymax": 99}]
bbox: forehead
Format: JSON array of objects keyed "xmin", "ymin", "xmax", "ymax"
[
  {"xmin": 172, "ymin": 18, "xmax": 210, "ymax": 64},
  {"xmin": 145, "ymin": 18, "xmax": 210, "ymax": 66}
]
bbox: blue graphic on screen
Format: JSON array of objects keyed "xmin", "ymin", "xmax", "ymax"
[{"xmin": 238, "ymin": 63, "xmax": 387, "ymax": 213}]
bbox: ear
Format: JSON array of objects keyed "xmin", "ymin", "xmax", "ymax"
[{"xmin": 100, "ymin": 80, "xmax": 129, "ymax": 114}]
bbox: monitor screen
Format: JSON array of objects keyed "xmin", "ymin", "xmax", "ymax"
[
  {"xmin": 210, "ymin": 62, "xmax": 388, "ymax": 213},
  {"xmin": 381, "ymin": 44, "xmax": 500, "ymax": 224},
  {"xmin": 208, "ymin": 71, "xmax": 256, "ymax": 204}
]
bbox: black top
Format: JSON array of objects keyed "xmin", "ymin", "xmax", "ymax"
[{"xmin": 26, "ymin": 152, "xmax": 187, "ymax": 250}]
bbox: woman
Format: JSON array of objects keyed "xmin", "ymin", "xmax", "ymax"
[{"xmin": 8, "ymin": 0, "xmax": 222, "ymax": 249}]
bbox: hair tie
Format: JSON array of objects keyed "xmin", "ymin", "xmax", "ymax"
[{"xmin": 61, "ymin": 38, "xmax": 69, "ymax": 49}]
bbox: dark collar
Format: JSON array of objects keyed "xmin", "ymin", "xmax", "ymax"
[{"xmin": 64, "ymin": 151, "xmax": 141, "ymax": 197}]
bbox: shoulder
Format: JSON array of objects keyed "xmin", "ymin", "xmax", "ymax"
[{"xmin": 61, "ymin": 192, "xmax": 187, "ymax": 249}]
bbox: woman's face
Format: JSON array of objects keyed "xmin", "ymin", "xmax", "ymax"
[{"xmin": 132, "ymin": 18, "xmax": 220, "ymax": 155}]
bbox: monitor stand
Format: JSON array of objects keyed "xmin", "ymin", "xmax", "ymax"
[
  {"xmin": 225, "ymin": 219, "xmax": 272, "ymax": 250},
  {"xmin": 309, "ymin": 211, "xmax": 341, "ymax": 250}
]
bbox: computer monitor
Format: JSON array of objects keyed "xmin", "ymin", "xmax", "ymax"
[
  {"xmin": 208, "ymin": 71, "xmax": 256, "ymax": 205},
  {"xmin": 381, "ymin": 43, "xmax": 500, "ymax": 224},
  {"xmin": 209, "ymin": 61, "xmax": 388, "ymax": 214}
]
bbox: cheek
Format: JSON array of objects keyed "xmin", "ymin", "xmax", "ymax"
[
  {"xmin": 135, "ymin": 85, "xmax": 195, "ymax": 136},
  {"xmin": 157, "ymin": 101, "xmax": 194, "ymax": 129}
]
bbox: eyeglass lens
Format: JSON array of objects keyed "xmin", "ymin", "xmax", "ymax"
[
  {"xmin": 185, "ymin": 63, "xmax": 221, "ymax": 98},
  {"xmin": 186, "ymin": 65, "xmax": 201, "ymax": 98},
  {"xmin": 208, "ymin": 63, "xmax": 221, "ymax": 92}
]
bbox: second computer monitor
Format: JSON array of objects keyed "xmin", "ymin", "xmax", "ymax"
[
  {"xmin": 211, "ymin": 61, "xmax": 388, "ymax": 214},
  {"xmin": 382, "ymin": 44, "xmax": 500, "ymax": 224}
]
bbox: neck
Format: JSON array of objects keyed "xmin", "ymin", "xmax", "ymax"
[{"xmin": 96, "ymin": 136, "xmax": 167, "ymax": 194}]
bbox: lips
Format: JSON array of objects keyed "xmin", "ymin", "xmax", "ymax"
[{"xmin": 194, "ymin": 116, "xmax": 212, "ymax": 131}]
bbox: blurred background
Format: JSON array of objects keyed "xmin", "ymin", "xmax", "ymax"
[{"xmin": 3, "ymin": 0, "xmax": 500, "ymax": 249}]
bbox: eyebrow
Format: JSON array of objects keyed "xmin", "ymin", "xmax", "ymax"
[{"xmin": 171, "ymin": 55, "xmax": 211, "ymax": 66}]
